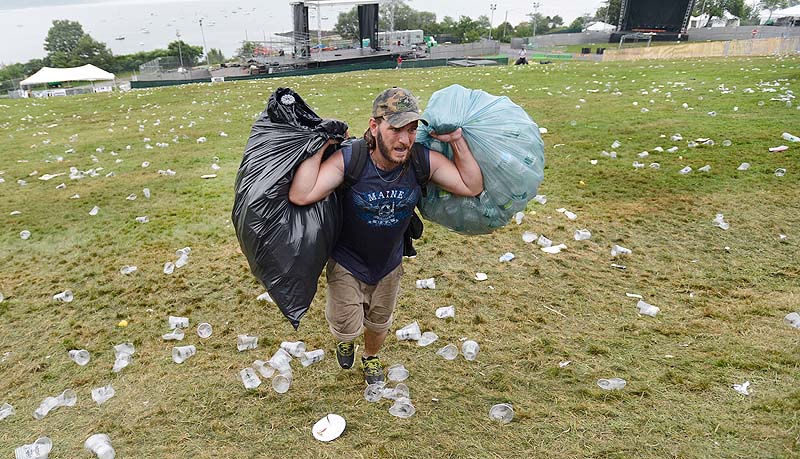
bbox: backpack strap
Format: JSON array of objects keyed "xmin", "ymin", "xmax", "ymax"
[
  {"xmin": 409, "ymin": 143, "xmax": 430, "ymax": 198},
  {"xmin": 341, "ymin": 138, "xmax": 368, "ymax": 190}
]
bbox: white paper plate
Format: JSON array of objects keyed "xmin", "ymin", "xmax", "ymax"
[{"xmin": 312, "ymin": 414, "xmax": 346, "ymax": 442}]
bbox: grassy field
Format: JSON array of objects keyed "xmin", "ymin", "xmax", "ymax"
[{"xmin": 1, "ymin": 55, "xmax": 799, "ymax": 458}]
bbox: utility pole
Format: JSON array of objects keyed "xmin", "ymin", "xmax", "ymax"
[
  {"xmin": 503, "ymin": 10, "xmax": 509, "ymax": 40},
  {"xmin": 199, "ymin": 18, "xmax": 208, "ymax": 65},
  {"xmin": 175, "ymin": 30, "xmax": 184, "ymax": 70},
  {"xmin": 532, "ymin": 2, "xmax": 541, "ymax": 38},
  {"xmin": 489, "ymin": 3, "xmax": 497, "ymax": 40}
]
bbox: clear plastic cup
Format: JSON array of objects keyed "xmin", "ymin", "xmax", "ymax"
[
  {"xmin": 53, "ymin": 289, "xmax": 74, "ymax": 302},
  {"xmin": 0, "ymin": 402, "xmax": 14, "ymax": 420},
  {"xmin": 280, "ymin": 341, "xmax": 306, "ymax": 357},
  {"xmin": 197, "ymin": 322, "xmax": 213, "ymax": 339},
  {"xmin": 417, "ymin": 331, "xmax": 438, "ymax": 347},
  {"xmin": 364, "ymin": 383, "xmax": 386, "ymax": 402},
  {"xmin": 415, "ymin": 278, "xmax": 436, "ymax": 289},
  {"xmin": 389, "ymin": 397, "xmax": 416, "ymax": 418},
  {"xmin": 91, "ymin": 384, "xmax": 115, "ymax": 405},
  {"xmin": 784, "ymin": 312, "xmax": 800, "ymax": 329},
  {"xmin": 272, "ymin": 373, "xmax": 292, "ymax": 394},
  {"xmin": 172, "ymin": 345, "xmax": 196, "ymax": 364},
  {"xmin": 574, "ymin": 229, "xmax": 591, "ymax": 241},
  {"xmin": 299, "ymin": 349, "xmax": 325, "ymax": 367},
  {"xmin": 168, "ymin": 316, "xmax": 189, "ymax": 329},
  {"xmin": 387, "ymin": 364, "xmax": 410, "ymax": 382},
  {"xmin": 268, "ymin": 348, "xmax": 292, "ymax": 372},
  {"xmin": 489, "ymin": 403, "xmax": 514, "ymax": 423},
  {"xmin": 163, "ymin": 262, "xmax": 175, "ymax": 275},
  {"xmin": 597, "ymin": 377, "xmax": 627, "ymax": 390},
  {"xmin": 69, "ymin": 349, "xmax": 91, "ymax": 366},
  {"xmin": 236, "ymin": 334, "xmax": 258, "ymax": 352},
  {"xmin": 636, "ymin": 300, "xmax": 660, "ymax": 317},
  {"xmin": 462, "ymin": 340, "xmax": 480, "ymax": 361},
  {"xmin": 162, "ymin": 329, "xmax": 185, "ymax": 341},
  {"xmin": 252, "ymin": 360, "xmax": 275, "ymax": 379},
  {"xmin": 33, "ymin": 396, "xmax": 59, "ymax": 420},
  {"xmin": 240, "ymin": 368, "xmax": 262, "ymax": 390},
  {"xmin": 14, "ymin": 437, "xmax": 52, "ymax": 459},
  {"xmin": 84, "ymin": 433, "xmax": 115, "ymax": 459},
  {"xmin": 437, "ymin": 344, "xmax": 459, "ymax": 360},
  {"xmin": 435, "ymin": 306, "xmax": 455, "ymax": 319},
  {"xmin": 396, "ymin": 321, "xmax": 422, "ymax": 341}
]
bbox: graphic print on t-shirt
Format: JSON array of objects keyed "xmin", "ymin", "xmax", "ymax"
[{"xmin": 351, "ymin": 187, "xmax": 418, "ymax": 227}]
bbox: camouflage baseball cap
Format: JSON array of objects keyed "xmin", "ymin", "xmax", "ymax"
[{"xmin": 372, "ymin": 87, "xmax": 428, "ymax": 128}]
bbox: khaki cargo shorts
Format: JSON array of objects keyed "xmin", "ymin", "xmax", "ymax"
[{"xmin": 325, "ymin": 260, "xmax": 403, "ymax": 342}]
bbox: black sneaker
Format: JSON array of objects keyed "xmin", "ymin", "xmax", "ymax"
[
  {"xmin": 335, "ymin": 341, "xmax": 355, "ymax": 369},
  {"xmin": 361, "ymin": 356, "xmax": 385, "ymax": 385}
]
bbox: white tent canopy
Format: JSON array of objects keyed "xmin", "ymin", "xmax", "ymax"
[
  {"xmin": 584, "ymin": 21, "xmax": 616, "ymax": 32},
  {"xmin": 20, "ymin": 64, "xmax": 115, "ymax": 86},
  {"xmin": 760, "ymin": 5, "xmax": 800, "ymax": 22}
]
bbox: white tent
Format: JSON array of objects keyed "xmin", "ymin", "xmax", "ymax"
[
  {"xmin": 584, "ymin": 21, "xmax": 616, "ymax": 32},
  {"xmin": 760, "ymin": 5, "xmax": 800, "ymax": 23},
  {"xmin": 20, "ymin": 64, "xmax": 115, "ymax": 86}
]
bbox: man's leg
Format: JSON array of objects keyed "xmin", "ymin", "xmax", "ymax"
[
  {"xmin": 363, "ymin": 328, "xmax": 388, "ymax": 358},
  {"xmin": 325, "ymin": 261, "xmax": 365, "ymax": 369}
]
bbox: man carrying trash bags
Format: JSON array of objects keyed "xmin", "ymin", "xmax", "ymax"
[
  {"xmin": 288, "ymin": 88, "xmax": 484, "ymax": 384},
  {"xmin": 233, "ymin": 83, "xmax": 544, "ymax": 387}
]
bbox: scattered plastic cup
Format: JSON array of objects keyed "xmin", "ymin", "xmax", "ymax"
[
  {"xmin": 364, "ymin": 383, "xmax": 385, "ymax": 403},
  {"xmin": 68, "ymin": 349, "xmax": 90, "ymax": 366},
  {"xmin": 268, "ymin": 348, "xmax": 292, "ymax": 372},
  {"xmin": 53, "ymin": 289, "xmax": 74, "ymax": 303},
  {"xmin": 462, "ymin": 340, "xmax": 480, "ymax": 361},
  {"xmin": 783, "ymin": 132, "xmax": 800, "ymax": 142},
  {"xmin": 499, "ymin": 252, "xmax": 515, "ymax": 262},
  {"xmin": 597, "ymin": 378, "xmax": 627, "ymax": 390},
  {"xmin": 172, "ymin": 345, "xmax": 196, "ymax": 364},
  {"xmin": 240, "ymin": 367, "xmax": 262, "ymax": 390},
  {"xmin": 396, "ymin": 321, "xmax": 422, "ymax": 341},
  {"xmin": 784, "ymin": 312, "xmax": 800, "ymax": 329},
  {"xmin": 163, "ymin": 262, "xmax": 175, "ymax": 275},
  {"xmin": 574, "ymin": 229, "xmax": 591, "ymax": 241},
  {"xmin": 280, "ymin": 341, "xmax": 306, "ymax": 357},
  {"xmin": 387, "ymin": 364, "xmax": 410, "ymax": 382},
  {"xmin": 14, "ymin": 437, "xmax": 52, "ymax": 459},
  {"xmin": 383, "ymin": 383, "xmax": 410, "ymax": 401},
  {"xmin": 415, "ymin": 278, "xmax": 436, "ymax": 289},
  {"xmin": 611, "ymin": 245, "xmax": 632, "ymax": 257},
  {"xmin": 679, "ymin": 166, "xmax": 692, "ymax": 175},
  {"xmin": 84, "ymin": 434, "xmax": 115, "ymax": 459},
  {"xmin": 417, "ymin": 331, "xmax": 439, "ymax": 347},
  {"xmin": 89, "ymin": 206, "xmax": 100, "ymax": 216},
  {"xmin": 272, "ymin": 372, "xmax": 292, "ymax": 394},
  {"xmin": 712, "ymin": 214, "xmax": 730, "ymax": 230},
  {"xmin": 252, "ymin": 360, "xmax": 275, "ymax": 379},
  {"xmin": 142, "ymin": 188, "xmax": 151, "ymax": 198},
  {"xmin": 299, "ymin": 349, "xmax": 325, "ymax": 367},
  {"xmin": 537, "ymin": 235, "xmax": 552, "ymax": 248},
  {"xmin": 489, "ymin": 403, "xmax": 514, "ymax": 423},
  {"xmin": 20, "ymin": 230, "xmax": 31, "ymax": 240},
  {"xmin": 162, "ymin": 328, "xmax": 185, "ymax": 341},
  {"xmin": 522, "ymin": 231, "xmax": 537, "ymax": 243},
  {"xmin": 168, "ymin": 316, "xmax": 189, "ymax": 329},
  {"xmin": 236, "ymin": 334, "xmax": 258, "ymax": 352},
  {"xmin": 91, "ymin": 384, "xmax": 115, "ymax": 405},
  {"xmin": 636, "ymin": 300, "xmax": 660, "ymax": 317},
  {"xmin": 33, "ymin": 397, "xmax": 59, "ymax": 420},
  {"xmin": 437, "ymin": 344, "xmax": 459, "ymax": 360},
  {"xmin": 119, "ymin": 265, "xmax": 137, "ymax": 275},
  {"xmin": 737, "ymin": 162, "xmax": 750, "ymax": 171},
  {"xmin": 389, "ymin": 397, "xmax": 416, "ymax": 419},
  {"xmin": 197, "ymin": 322, "xmax": 213, "ymax": 339},
  {"xmin": 435, "ymin": 306, "xmax": 455, "ymax": 319},
  {"xmin": 0, "ymin": 402, "xmax": 15, "ymax": 420},
  {"xmin": 775, "ymin": 168, "xmax": 787, "ymax": 177}
]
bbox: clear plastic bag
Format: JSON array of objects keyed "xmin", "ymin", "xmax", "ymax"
[{"xmin": 416, "ymin": 84, "xmax": 545, "ymax": 234}]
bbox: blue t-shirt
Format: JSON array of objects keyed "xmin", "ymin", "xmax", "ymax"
[{"xmin": 332, "ymin": 144, "xmax": 429, "ymax": 285}]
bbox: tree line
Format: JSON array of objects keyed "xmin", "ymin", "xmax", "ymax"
[{"xmin": 0, "ymin": 19, "xmax": 222, "ymax": 89}]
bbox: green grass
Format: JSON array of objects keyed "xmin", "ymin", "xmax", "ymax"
[{"xmin": 1, "ymin": 56, "xmax": 799, "ymax": 458}]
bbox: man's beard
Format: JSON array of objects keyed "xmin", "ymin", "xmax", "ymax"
[{"xmin": 376, "ymin": 129, "xmax": 409, "ymax": 167}]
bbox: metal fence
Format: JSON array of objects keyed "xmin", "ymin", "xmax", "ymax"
[
  {"xmin": 135, "ymin": 56, "xmax": 211, "ymax": 82},
  {"xmin": 429, "ymin": 40, "xmax": 501, "ymax": 59}
]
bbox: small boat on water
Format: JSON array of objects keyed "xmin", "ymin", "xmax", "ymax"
[{"xmin": 115, "ymin": 35, "xmax": 125, "ymax": 40}]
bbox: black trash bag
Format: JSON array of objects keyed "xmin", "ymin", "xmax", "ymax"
[{"xmin": 232, "ymin": 88, "xmax": 348, "ymax": 329}]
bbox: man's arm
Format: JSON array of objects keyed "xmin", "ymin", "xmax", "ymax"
[
  {"xmin": 428, "ymin": 128, "xmax": 484, "ymax": 197},
  {"xmin": 288, "ymin": 139, "xmax": 346, "ymax": 206}
]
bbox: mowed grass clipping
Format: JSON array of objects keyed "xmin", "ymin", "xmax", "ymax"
[{"xmin": 1, "ymin": 56, "xmax": 799, "ymax": 458}]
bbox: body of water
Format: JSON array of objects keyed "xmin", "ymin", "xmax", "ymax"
[{"xmin": 0, "ymin": 0, "xmax": 352, "ymax": 65}]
